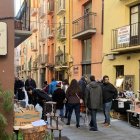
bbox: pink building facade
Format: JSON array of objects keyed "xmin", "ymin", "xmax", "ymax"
[{"xmin": 72, "ymin": 0, "xmax": 103, "ymax": 81}]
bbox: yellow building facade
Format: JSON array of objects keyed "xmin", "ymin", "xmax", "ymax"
[
  {"xmin": 103, "ymin": 0, "xmax": 140, "ymax": 93},
  {"xmin": 54, "ymin": 0, "xmax": 72, "ymax": 81}
]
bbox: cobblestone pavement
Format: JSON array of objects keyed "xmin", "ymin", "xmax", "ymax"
[{"xmin": 54, "ymin": 112, "xmax": 140, "ymax": 140}]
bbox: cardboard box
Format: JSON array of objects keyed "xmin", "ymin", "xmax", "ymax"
[{"xmin": 14, "ymin": 109, "xmax": 40, "ymax": 126}]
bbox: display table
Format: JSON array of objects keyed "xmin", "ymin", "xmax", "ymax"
[
  {"xmin": 112, "ymin": 98, "xmax": 131, "ymax": 113},
  {"xmin": 127, "ymin": 110, "xmax": 140, "ymax": 128}
]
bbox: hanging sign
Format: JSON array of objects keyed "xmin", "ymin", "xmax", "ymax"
[
  {"xmin": 0, "ymin": 22, "xmax": 7, "ymax": 55},
  {"xmin": 117, "ymin": 25, "xmax": 130, "ymax": 44}
]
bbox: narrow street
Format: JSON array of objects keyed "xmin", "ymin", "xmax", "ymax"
[{"xmin": 54, "ymin": 112, "xmax": 140, "ymax": 140}]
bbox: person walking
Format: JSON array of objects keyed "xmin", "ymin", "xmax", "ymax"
[
  {"xmin": 42, "ymin": 81, "xmax": 49, "ymax": 94},
  {"xmin": 14, "ymin": 76, "xmax": 24, "ymax": 95},
  {"xmin": 85, "ymin": 75, "xmax": 102, "ymax": 131},
  {"xmin": 78, "ymin": 76, "xmax": 87, "ymax": 113},
  {"xmin": 62, "ymin": 79, "xmax": 69, "ymax": 118},
  {"xmin": 102, "ymin": 75, "xmax": 118, "ymax": 127},
  {"xmin": 52, "ymin": 83, "xmax": 65, "ymax": 117},
  {"xmin": 66, "ymin": 79, "xmax": 82, "ymax": 128},
  {"xmin": 48, "ymin": 78, "xmax": 58, "ymax": 95}
]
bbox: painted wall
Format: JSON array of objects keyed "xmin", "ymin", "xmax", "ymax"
[
  {"xmin": 0, "ymin": 0, "xmax": 14, "ymax": 91},
  {"xmin": 72, "ymin": 0, "xmax": 103, "ymax": 80},
  {"xmin": 0, "ymin": 0, "xmax": 14, "ymax": 134},
  {"xmin": 103, "ymin": 0, "xmax": 140, "ymax": 92}
]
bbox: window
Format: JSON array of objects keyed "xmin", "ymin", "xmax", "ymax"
[
  {"xmin": 130, "ymin": 5, "xmax": 140, "ymax": 45},
  {"xmin": 115, "ymin": 65, "xmax": 124, "ymax": 78},
  {"xmin": 84, "ymin": 2, "xmax": 92, "ymax": 29},
  {"xmin": 82, "ymin": 64, "xmax": 91, "ymax": 77},
  {"xmin": 82, "ymin": 38, "xmax": 91, "ymax": 62}
]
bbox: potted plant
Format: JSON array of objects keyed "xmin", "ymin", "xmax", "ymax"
[{"xmin": 0, "ymin": 84, "xmax": 14, "ymax": 140}]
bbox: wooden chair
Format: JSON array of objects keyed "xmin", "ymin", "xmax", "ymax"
[
  {"xmin": 46, "ymin": 114, "xmax": 63, "ymax": 140},
  {"xmin": 43, "ymin": 101, "xmax": 57, "ymax": 120},
  {"xmin": 43, "ymin": 101, "xmax": 63, "ymax": 140}
]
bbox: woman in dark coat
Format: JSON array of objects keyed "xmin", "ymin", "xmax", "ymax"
[
  {"xmin": 52, "ymin": 83, "xmax": 65, "ymax": 117},
  {"xmin": 66, "ymin": 79, "xmax": 82, "ymax": 128}
]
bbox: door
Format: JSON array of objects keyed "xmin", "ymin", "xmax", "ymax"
[{"xmin": 84, "ymin": 2, "xmax": 92, "ymax": 30}]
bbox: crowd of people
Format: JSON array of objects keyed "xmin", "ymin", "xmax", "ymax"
[{"xmin": 14, "ymin": 75, "xmax": 118, "ymax": 131}]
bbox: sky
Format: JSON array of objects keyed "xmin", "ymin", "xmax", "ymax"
[{"xmin": 14, "ymin": 0, "xmax": 24, "ymax": 16}]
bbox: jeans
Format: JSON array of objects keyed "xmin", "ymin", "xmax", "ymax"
[
  {"xmin": 67, "ymin": 103, "xmax": 80, "ymax": 126},
  {"xmin": 90, "ymin": 109, "xmax": 98, "ymax": 130},
  {"xmin": 103, "ymin": 101, "xmax": 112, "ymax": 124},
  {"xmin": 65, "ymin": 103, "xmax": 69, "ymax": 117},
  {"xmin": 59, "ymin": 108, "xmax": 64, "ymax": 117}
]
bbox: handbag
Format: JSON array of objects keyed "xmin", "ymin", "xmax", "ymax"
[{"xmin": 76, "ymin": 93, "xmax": 83, "ymax": 104}]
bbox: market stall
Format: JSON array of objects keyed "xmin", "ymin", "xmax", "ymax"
[
  {"xmin": 111, "ymin": 76, "xmax": 134, "ymax": 120},
  {"xmin": 127, "ymin": 91, "xmax": 140, "ymax": 128}
]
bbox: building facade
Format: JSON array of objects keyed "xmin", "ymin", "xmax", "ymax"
[
  {"xmin": 103, "ymin": 0, "xmax": 140, "ymax": 92},
  {"xmin": 16, "ymin": 0, "xmax": 73, "ymax": 87},
  {"xmin": 72, "ymin": 0, "xmax": 103, "ymax": 81},
  {"xmin": 54, "ymin": 0, "xmax": 72, "ymax": 81}
]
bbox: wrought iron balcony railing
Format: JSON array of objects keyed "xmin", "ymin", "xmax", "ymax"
[
  {"xmin": 112, "ymin": 22, "xmax": 140, "ymax": 53},
  {"xmin": 57, "ymin": 24, "xmax": 66, "ymax": 41},
  {"xmin": 32, "ymin": 61, "xmax": 38, "ymax": 70},
  {"xmin": 39, "ymin": 54, "xmax": 48, "ymax": 65},
  {"xmin": 55, "ymin": 53, "xmax": 68, "ymax": 66},
  {"xmin": 15, "ymin": 0, "xmax": 32, "ymax": 47},
  {"xmin": 72, "ymin": 12, "xmax": 96, "ymax": 39}
]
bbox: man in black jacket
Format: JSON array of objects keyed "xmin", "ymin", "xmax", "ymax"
[
  {"xmin": 14, "ymin": 77, "xmax": 24, "ymax": 95},
  {"xmin": 25, "ymin": 75, "xmax": 36, "ymax": 91},
  {"xmin": 102, "ymin": 75, "xmax": 118, "ymax": 127}
]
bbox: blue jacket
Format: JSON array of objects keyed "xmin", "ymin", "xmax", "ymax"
[{"xmin": 49, "ymin": 81, "xmax": 58, "ymax": 94}]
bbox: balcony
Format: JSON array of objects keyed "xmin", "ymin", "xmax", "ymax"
[
  {"xmin": 31, "ymin": 42, "xmax": 37, "ymax": 52},
  {"xmin": 55, "ymin": 53, "xmax": 68, "ymax": 66},
  {"xmin": 57, "ymin": 0, "xmax": 65, "ymax": 15},
  {"xmin": 72, "ymin": 12, "xmax": 97, "ymax": 39},
  {"xmin": 30, "ymin": 21, "xmax": 38, "ymax": 32},
  {"xmin": 57, "ymin": 25, "xmax": 66, "ymax": 41},
  {"xmin": 39, "ymin": 54, "xmax": 48, "ymax": 65},
  {"xmin": 39, "ymin": 28, "xmax": 47, "ymax": 42},
  {"xmin": 112, "ymin": 22, "xmax": 140, "ymax": 53},
  {"xmin": 31, "ymin": 8, "xmax": 38, "ymax": 17},
  {"xmin": 47, "ymin": 27, "xmax": 54, "ymax": 39},
  {"xmin": 15, "ymin": 0, "xmax": 32, "ymax": 47},
  {"xmin": 39, "ymin": 3, "xmax": 47, "ymax": 19},
  {"xmin": 120, "ymin": 0, "xmax": 140, "ymax": 6},
  {"xmin": 32, "ymin": 60, "xmax": 38, "ymax": 70},
  {"xmin": 47, "ymin": 0, "xmax": 54, "ymax": 15}
]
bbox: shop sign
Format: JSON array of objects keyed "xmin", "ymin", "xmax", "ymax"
[
  {"xmin": 73, "ymin": 66, "xmax": 79, "ymax": 75},
  {"xmin": 117, "ymin": 25, "xmax": 130, "ymax": 44},
  {"xmin": 0, "ymin": 22, "xmax": 7, "ymax": 55}
]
